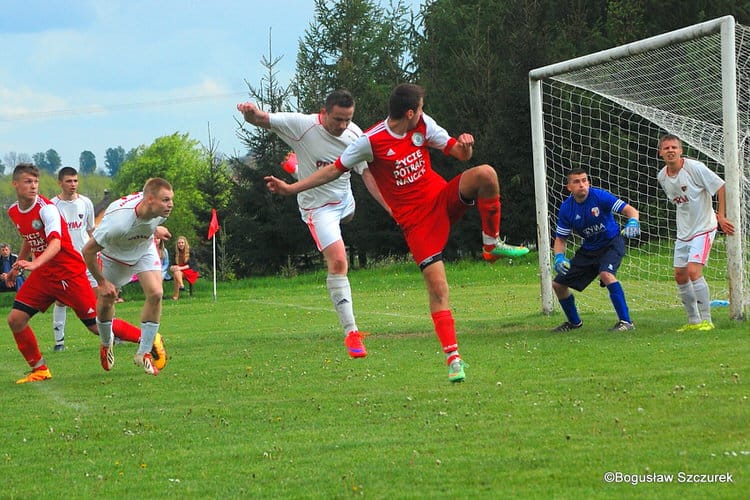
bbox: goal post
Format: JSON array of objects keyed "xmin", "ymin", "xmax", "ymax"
[{"xmin": 529, "ymin": 15, "xmax": 748, "ymax": 320}]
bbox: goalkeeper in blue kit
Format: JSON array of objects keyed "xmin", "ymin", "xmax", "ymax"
[{"xmin": 551, "ymin": 168, "xmax": 641, "ymax": 332}]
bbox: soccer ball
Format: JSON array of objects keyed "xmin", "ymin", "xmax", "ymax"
[{"xmin": 151, "ymin": 333, "xmax": 168, "ymax": 371}]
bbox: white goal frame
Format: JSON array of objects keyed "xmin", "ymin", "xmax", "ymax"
[{"xmin": 529, "ymin": 15, "xmax": 746, "ymax": 320}]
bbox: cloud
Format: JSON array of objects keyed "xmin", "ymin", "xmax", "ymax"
[{"xmin": 0, "ymin": 86, "xmax": 69, "ymax": 121}]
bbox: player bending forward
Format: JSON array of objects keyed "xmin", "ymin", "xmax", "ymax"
[{"xmin": 83, "ymin": 178, "xmax": 173, "ymax": 376}]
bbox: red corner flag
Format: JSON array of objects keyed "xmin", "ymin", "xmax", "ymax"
[{"xmin": 208, "ymin": 208, "xmax": 220, "ymax": 240}]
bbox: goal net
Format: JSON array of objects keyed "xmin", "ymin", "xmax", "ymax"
[{"xmin": 529, "ymin": 16, "xmax": 749, "ymax": 319}]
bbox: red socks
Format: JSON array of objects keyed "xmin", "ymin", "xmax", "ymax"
[
  {"xmin": 431, "ymin": 310, "xmax": 458, "ymax": 354},
  {"xmin": 477, "ymin": 196, "xmax": 501, "ymax": 241},
  {"xmin": 13, "ymin": 326, "xmax": 43, "ymax": 368},
  {"xmin": 113, "ymin": 318, "xmax": 141, "ymax": 343}
]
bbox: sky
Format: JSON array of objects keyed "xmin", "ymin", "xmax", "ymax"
[{"xmin": 0, "ymin": 0, "xmax": 423, "ymax": 170}]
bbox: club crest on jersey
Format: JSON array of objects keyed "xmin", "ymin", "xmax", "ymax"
[
  {"xmin": 32, "ymin": 219, "xmax": 43, "ymax": 230},
  {"xmin": 590, "ymin": 207, "xmax": 600, "ymax": 218},
  {"xmin": 412, "ymin": 132, "xmax": 425, "ymax": 147}
]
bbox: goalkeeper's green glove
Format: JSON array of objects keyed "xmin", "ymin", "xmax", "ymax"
[
  {"xmin": 554, "ymin": 253, "xmax": 570, "ymax": 276},
  {"xmin": 622, "ymin": 218, "xmax": 641, "ymax": 239}
]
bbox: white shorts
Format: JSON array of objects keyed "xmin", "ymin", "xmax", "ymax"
[
  {"xmin": 299, "ymin": 191, "xmax": 355, "ymax": 251},
  {"xmin": 673, "ymin": 230, "xmax": 716, "ymax": 268},
  {"xmin": 100, "ymin": 244, "xmax": 162, "ymax": 288}
]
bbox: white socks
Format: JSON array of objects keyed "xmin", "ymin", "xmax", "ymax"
[
  {"xmin": 138, "ymin": 322, "xmax": 160, "ymax": 356},
  {"xmin": 691, "ymin": 276, "xmax": 712, "ymax": 323},
  {"xmin": 327, "ymin": 273, "xmax": 357, "ymax": 336},
  {"xmin": 53, "ymin": 304, "xmax": 67, "ymax": 344},
  {"xmin": 678, "ymin": 278, "xmax": 712, "ymax": 323},
  {"xmin": 96, "ymin": 319, "xmax": 114, "ymax": 347}
]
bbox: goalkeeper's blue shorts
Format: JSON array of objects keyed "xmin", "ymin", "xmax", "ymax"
[{"xmin": 553, "ymin": 236, "xmax": 625, "ymax": 292}]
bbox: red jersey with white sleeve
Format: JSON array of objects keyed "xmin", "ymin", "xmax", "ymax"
[
  {"xmin": 335, "ymin": 113, "xmax": 457, "ymax": 227},
  {"xmin": 7, "ymin": 195, "xmax": 88, "ymax": 280}
]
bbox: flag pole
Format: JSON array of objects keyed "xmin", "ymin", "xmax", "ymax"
[
  {"xmin": 208, "ymin": 208, "xmax": 220, "ymax": 302},
  {"xmin": 212, "ymin": 234, "xmax": 217, "ymax": 302}
]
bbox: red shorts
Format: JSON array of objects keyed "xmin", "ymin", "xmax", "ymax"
[
  {"xmin": 14, "ymin": 270, "xmax": 97, "ymax": 320},
  {"xmin": 400, "ymin": 174, "xmax": 470, "ymax": 266}
]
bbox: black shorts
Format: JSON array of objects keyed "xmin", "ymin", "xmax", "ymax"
[{"xmin": 554, "ymin": 236, "xmax": 625, "ymax": 292}]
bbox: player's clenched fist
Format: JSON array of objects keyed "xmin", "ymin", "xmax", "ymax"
[{"xmin": 265, "ymin": 175, "xmax": 293, "ymax": 196}]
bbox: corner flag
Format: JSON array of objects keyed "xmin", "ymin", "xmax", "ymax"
[
  {"xmin": 207, "ymin": 208, "xmax": 220, "ymax": 302},
  {"xmin": 208, "ymin": 208, "xmax": 220, "ymax": 240}
]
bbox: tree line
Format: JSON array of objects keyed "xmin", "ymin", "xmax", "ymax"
[
  {"xmin": 4, "ymin": 0, "xmax": 748, "ymax": 279},
  {"xmin": 226, "ymin": 0, "xmax": 750, "ymax": 276},
  {"xmin": 1, "ymin": 146, "xmax": 131, "ymax": 177}
]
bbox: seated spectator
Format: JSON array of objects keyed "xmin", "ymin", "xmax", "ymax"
[
  {"xmin": 169, "ymin": 236, "xmax": 199, "ymax": 300},
  {"xmin": 159, "ymin": 239, "xmax": 172, "ymax": 281},
  {"xmin": 0, "ymin": 243, "xmax": 25, "ymax": 292}
]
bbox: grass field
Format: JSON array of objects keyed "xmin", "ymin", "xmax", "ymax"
[{"xmin": 0, "ymin": 257, "xmax": 747, "ymax": 498}]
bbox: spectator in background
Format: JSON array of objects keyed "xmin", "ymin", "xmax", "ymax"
[
  {"xmin": 159, "ymin": 239, "xmax": 172, "ymax": 282},
  {"xmin": 169, "ymin": 236, "xmax": 198, "ymax": 300},
  {"xmin": 0, "ymin": 243, "xmax": 25, "ymax": 292}
]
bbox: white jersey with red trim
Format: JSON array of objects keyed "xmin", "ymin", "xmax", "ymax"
[
  {"xmin": 657, "ymin": 158, "xmax": 724, "ymax": 241},
  {"xmin": 269, "ymin": 112, "xmax": 367, "ymax": 210},
  {"xmin": 93, "ymin": 192, "xmax": 167, "ymax": 265},
  {"xmin": 337, "ymin": 113, "xmax": 456, "ymax": 225},
  {"xmin": 51, "ymin": 194, "xmax": 95, "ymax": 253},
  {"xmin": 7, "ymin": 195, "xmax": 87, "ymax": 280}
]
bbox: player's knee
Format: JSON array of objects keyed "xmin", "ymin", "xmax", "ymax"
[
  {"xmin": 474, "ymin": 164, "xmax": 498, "ymax": 183},
  {"xmin": 552, "ymin": 281, "xmax": 568, "ymax": 298},
  {"xmin": 144, "ymin": 289, "xmax": 163, "ymax": 304},
  {"xmin": 599, "ymin": 271, "xmax": 616, "ymax": 285},
  {"xmin": 7, "ymin": 314, "xmax": 27, "ymax": 332},
  {"xmin": 327, "ymin": 259, "xmax": 348, "ymax": 275}
]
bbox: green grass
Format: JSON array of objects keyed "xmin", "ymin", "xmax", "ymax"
[{"xmin": 0, "ymin": 258, "xmax": 747, "ymax": 498}]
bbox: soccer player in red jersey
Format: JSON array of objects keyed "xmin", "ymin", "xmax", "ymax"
[
  {"xmin": 265, "ymin": 83, "xmax": 528, "ymax": 383},
  {"xmin": 6, "ymin": 163, "xmax": 143, "ymax": 384}
]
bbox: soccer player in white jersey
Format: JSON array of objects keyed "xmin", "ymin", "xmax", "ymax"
[
  {"xmin": 237, "ymin": 90, "xmax": 389, "ymax": 359},
  {"xmin": 50, "ymin": 167, "xmax": 96, "ymax": 351},
  {"xmin": 657, "ymin": 134, "xmax": 735, "ymax": 331},
  {"xmin": 82, "ymin": 178, "xmax": 173, "ymax": 376}
]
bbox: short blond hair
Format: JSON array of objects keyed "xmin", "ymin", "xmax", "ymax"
[{"xmin": 143, "ymin": 177, "xmax": 173, "ymax": 196}]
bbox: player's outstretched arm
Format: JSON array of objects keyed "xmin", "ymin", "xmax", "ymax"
[
  {"xmin": 265, "ymin": 163, "xmax": 344, "ymax": 197},
  {"xmin": 236, "ymin": 102, "xmax": 271, "ymax": 129}
]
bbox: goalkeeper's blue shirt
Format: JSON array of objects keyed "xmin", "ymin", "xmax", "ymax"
[{"xmin": 555, "ymin": 187, "xmax": 626, "ymax": 251}]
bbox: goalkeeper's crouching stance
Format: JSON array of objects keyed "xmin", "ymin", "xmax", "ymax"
[{"xmin": 550, "ymin": 167, "xmax": 640, "ymax": 333}]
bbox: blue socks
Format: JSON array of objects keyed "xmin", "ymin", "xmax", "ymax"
[{"xmin": 607, "ymin": 281, "xmax": 631, "ymax": 323}]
